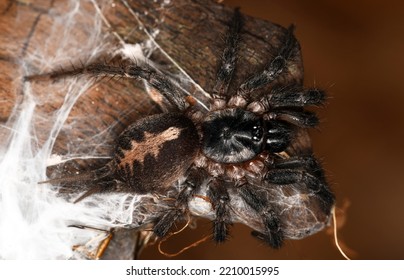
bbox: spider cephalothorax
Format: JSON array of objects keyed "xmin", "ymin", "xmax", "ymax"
[
  {"xmin": 202, "ymin": 108, "xmax": 265, "ymax": 163},
  {"xmin": 29, "ymin": 9, "xmax": 334, "ymax": 249}
]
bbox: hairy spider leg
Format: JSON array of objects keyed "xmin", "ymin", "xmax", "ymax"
[
  {"xmin": 249, "ymin": 87, "xmax": 325, "ymax": 123},
  {"xmin": 156, "ymin": 172, "xmax": 236, "ymax": 244},
  {"xmin": 266, "ymin": 110, "xmax": 320, "ymax": 128},
  {"xmin": 25, "ymin": 63, "xmax": 187, "ymax": 111},
  {"xmin": 237, "ymin": 25, "xmax": 297, "ymax": 99},
  {"xmin": 265, "ymin": 155, "xmax": 335, "ymax": 214},
  {"xmin": 259, "ymin": 87, "xmax": 326, "ymax": 108},
  {"xmin": 153, "ymin": 167, "xmax": 206, "ymax": 237},
  {"xmin": 238, "ymin": 183, "xmax": 283, "ymax": 248},
  {"xmin": 206, "ymin": 179, "xmax": 233, "ymax": 243},
  {"xmin": 212, "ymin": 8, "xmax": 243, "ymax": 97},
  {"xmin": 256, "ymin": 87, "xmax": 326, "ymax": 128}
]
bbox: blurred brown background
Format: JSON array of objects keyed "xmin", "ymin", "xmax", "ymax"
[
  {"xmin": 1, "ymin": 0, "xmax": 403, "ymax": 260},
  {"xmin": 144, "ymin": 0, "xmax": 404, "ymax": 259}
]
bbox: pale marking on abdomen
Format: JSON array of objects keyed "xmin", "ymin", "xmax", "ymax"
[{"xmin": 118, "ymin": 126, "xmax": 184, "ymax": 169}]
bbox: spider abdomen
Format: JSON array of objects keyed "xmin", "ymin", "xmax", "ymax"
[{"xmin": 113, "ymin": 113, "xmax": 199, "ymax": 193}]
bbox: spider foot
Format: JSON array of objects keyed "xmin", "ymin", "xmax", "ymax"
[
  {"xmin": 251, "ymin": 229, "xmax": 283, "ymax": 249},
  {"xmin": 153, "ymin": 209, "xmax": 184, "ymax": 238},
  {"xmin": 256, "ymin": 213, "xmax": 284, "ymax": 249},
  {"xmin": 212, "ymin": 205, "xmax": 232, "ymax": 243}
]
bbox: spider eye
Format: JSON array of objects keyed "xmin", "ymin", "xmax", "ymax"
[
  {"xmin": 202, "ymin": 108, "xmax": 264, "ymax": 163},
  {"xmin": 252, "ymin": 125, "xmax": 263, "ymax": 141}
]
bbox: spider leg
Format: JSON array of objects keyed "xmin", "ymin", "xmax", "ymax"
[
  {"xmin": 238, "ymin": 183, "xmax": 283, "ymax": 248},
  {"xmin": 153, "ymin": 167, "xmax": 205, "ymax": 238},
  {"xmin": 237, "ymin": 25, "xmax": 297, "ymax": 99},
  {"xmin": 249, "ymin": 87, "xmax": 326, "ymax": 112},
  {"xmin": 212, "ymin": 8, "xmax": 243, "ymax": 97},
  {"xmin": 39, "ymin": 164, "xmax": 116, "ymax": 203},
  {"xmin": 265, "ymin": 155, "xmax": 335, "ymax": 214},
  {"xmin": 270, "ymin": 155, "xmax": 325, "ymax": 178},
  {"xmin": 250, "ymin": 87, "xmax": 325, "ymax": 127},
  {"xmin": 266, "ymin": 110, "xmax": 319, "ymax": 128},
  {"xmin": 268, "ymin": 87, "xmax": 326, "ymax": 108},
  {"xmin": 25, "ymin": 63, "xmax": 187, "ymax": 111},
  {"xmin": 207, "ymin": 179, "xmax": 232, "ymax": 243}
]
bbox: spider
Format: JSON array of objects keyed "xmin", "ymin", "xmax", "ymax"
[{"xmin": 27, "ymin": 9, "xmax": 334, "ymax": 249}]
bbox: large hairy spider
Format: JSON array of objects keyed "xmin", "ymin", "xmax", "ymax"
[{"xmin": 28, "ymin": 9, "xmax": 334, "ymax": 249}]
